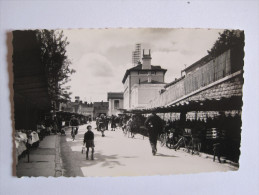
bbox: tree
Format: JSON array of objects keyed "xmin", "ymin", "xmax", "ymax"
[
  {"xmin": 207, "ymin": 30, "xmax": 244, "ymax": 57},
  {"xmin": 36, "ymin": 30, "xmax": 75, "ymax": 106},
  {"xmin": 207, "ymin": 30, "xmax": 245, "ymax": 73}
]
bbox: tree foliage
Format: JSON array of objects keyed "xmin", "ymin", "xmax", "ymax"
[
  {"xmin": 207, "ymin": 30, "xmax": 245, "ymax": 57},
  {"xmin": 36, "ymin": 30, "xmax": 75, "ymax": 104}
]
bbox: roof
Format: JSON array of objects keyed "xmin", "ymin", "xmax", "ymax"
[
  {"xmin": 107, "ymin": 92, "xmax": 123, "ymax": 100},
  {"xmin": 93, "ymin": 102, "xmax": 109, "ymax": 107},
  {"xmin": 123, "ymin": 96, "xmax": 242, "ymax": 114},
  {"xmin": 122, "ymin": 64, "xmax": 167, "ymax": 83}
]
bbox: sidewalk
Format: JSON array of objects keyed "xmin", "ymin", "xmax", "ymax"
[{"xmin": 16, "ymin": 134, "xmax": 62, "ymax": 177}]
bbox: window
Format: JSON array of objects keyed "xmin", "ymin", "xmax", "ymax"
[{"xmin": 114, "ymin": 100, "xmax": 119, "ymax": 109}]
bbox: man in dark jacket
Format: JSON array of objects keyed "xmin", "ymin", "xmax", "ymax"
[
  {"xmin": 70, "ymin": 115, "xmax": 79, "ymax": 135},
  {"xmin": 84, "ymin": 125, "xmax": 95, "ymax": 160},
  {"xmin": 144, "ymin": 112, "xmax": 164, "ymax": 155}
]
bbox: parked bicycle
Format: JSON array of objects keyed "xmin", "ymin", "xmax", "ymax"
[{"xmin": 173, "ymin": 134, "xmax": 201, "ymax": 155}]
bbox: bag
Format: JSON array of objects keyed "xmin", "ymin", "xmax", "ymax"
[{"xmin": 82, "ymin": 145, "xmax": 85, "ymax": 154}]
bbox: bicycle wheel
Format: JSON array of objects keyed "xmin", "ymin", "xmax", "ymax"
[{"xmin": 166, "ymin": 138, "xmax": 174, "ymax": 149}]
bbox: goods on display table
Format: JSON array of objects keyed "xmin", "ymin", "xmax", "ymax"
[{"xmin": 15, "ymin": 130, "xmax": 40, "ymax": 165}]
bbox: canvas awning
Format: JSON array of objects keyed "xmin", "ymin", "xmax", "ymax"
[{"xmin": 124, "ymin": 96, "xmax": 242, "ymax": 114}]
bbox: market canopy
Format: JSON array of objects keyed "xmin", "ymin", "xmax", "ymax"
[{"xmin": 123, "ymin": 96, "xmax": 242, "ymax": 114}]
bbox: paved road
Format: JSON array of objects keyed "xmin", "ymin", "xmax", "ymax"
[{"xmin": 60, "ymin": 123, "xmax": 237, "ymax": 177}]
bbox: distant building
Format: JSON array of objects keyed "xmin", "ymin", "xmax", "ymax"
[
  {"xmin": 93, "ymin": 101, "xmax": 109, "ymax": 118},
  {"xmin": 60, "ymin": 100, "xmax": 79, "ymax": 113},
  {"xmin": 107, "ymin": 92, "xmax": 124, "ymax": 116},
  {"xmin": 122, "ymin": 49, "xmax": 167, "ymax": 109},
  {"xmin": 81, "ymin": 102, "xmax": 94, "ymax": 120},
  {"xmin": 60, "ymin": 97, "xmax": 108, "ymax": 119},
  {"xmin": 60, "ymin": 97, "xmax": 94, "ymax": 119}
]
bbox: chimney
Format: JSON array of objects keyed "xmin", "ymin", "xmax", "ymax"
[{"xmin": 142, "ymin": 49, "xmax": 152, "ymax": 69}]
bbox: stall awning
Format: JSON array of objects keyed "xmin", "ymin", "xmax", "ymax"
[{"xmin": 124, "ymin": 96, "xmax": 243, "ymax": 114}]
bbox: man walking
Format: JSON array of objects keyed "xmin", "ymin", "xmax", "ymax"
[
  {"xmin": 144, "ymin": 112, "xmax": 164, "ymax": 155},
  {"xmin": 70, "ymin": 115, "xmax": 79, "ymax": 135},
  {"xmin": 83, "ymin": 125, "xmax": 95, "ymax": 160}
]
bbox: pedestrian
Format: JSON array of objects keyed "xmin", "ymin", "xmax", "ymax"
[
  {"xmin": 96, "ymin": 117, "xmax": 99, "ymax": 131},
  {"xmin": 111, "ymin": 115, "xmax": 116, "ymax": 131},
  {"xmin": 83, "ymin": 125, "xmax": 95, "ymax": 160},
  {"xmin": 104, "ymin": 116, "xmax": 109, "ymax": 130},
  {"xmin": 70, "ymin": 115, "xmax": 79, "ymax": 135},
  {"xmin": 98, "ymin": 114, "xmax": 106, "ymax": 137},
  {"xmin": 144, "ymin": 112, "xmax": 164, "ymax": 155}
]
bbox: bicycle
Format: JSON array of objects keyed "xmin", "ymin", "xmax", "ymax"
[
  {"xmin": 165, "ymin": 132, "xmax": 176, "ymax": 149},
  {"xmin": 188, "ymin": 135, "xmax": 201, "ymax": 155},
  {"xmin": 70, "ymin": 126, "xmax": 78, "ymax": 141},
  {"xmin": 173, "ymin": 135, "xmax": 189, "ymax": 151}
]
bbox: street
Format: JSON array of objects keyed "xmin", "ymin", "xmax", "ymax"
[{"xmin": 60, "ymin": 123, "xmax": 237, "ymax": 177}]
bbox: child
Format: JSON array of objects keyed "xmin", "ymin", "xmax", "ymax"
[{"xmin": 83, "ymin": 125, "xmax": 95, "ymax": 160}]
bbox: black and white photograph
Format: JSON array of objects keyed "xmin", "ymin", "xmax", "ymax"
[{"xmin": 13, "ymin": 28, "xmax": 244, "ymax": 177}]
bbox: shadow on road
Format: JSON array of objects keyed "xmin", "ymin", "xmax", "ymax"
[
  {"xmin": 83, "ymin": 152, "xmax": 138, "ymax": 168},
  {"xmin": 155, "ymin": 153, "xmax": 178, "ymax": 158}
]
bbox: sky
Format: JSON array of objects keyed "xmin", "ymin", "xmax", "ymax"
[{"xmin": 63, "ymin": 28, "xmax": 223, "ymax": 103}]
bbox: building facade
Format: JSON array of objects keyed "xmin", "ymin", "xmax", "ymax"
[
  {"xmin": 122, "ymin": 49, "xmax": 167, "ymax": 109},
  {"xmin": 93, "ymin": 101, "xmax": 109, "ymax": 118},
  {"xmin": 107, "ymin": 92, "xmax": 124, "ymax": 116}
]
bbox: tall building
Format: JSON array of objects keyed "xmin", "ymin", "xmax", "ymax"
[
  {"xmin": 123, "ymin": 49, "xmax": 167, "ymax": 109},
  {"xmin": 132, "ymin": 43, "xmax": 141, "ymax": 66}
]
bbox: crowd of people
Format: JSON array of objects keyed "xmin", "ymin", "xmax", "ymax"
[
  {"xmin": 89, "ymin": 112, "xmax": 241, "ymax": 162},
  {"xmin": 23, "ymin": 111, "xmax": 241, "ymax": 163}
]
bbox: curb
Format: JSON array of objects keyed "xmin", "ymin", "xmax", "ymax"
[{"xmin": 55, "ymin": 135, "xmax": 63, "ymax": 177}]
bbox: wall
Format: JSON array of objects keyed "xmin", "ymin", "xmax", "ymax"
[
  {"xmin": 149, "ymin": 78, "xmax": 185, "ymax": 107},
  {"xmin": 108, "ymin": 99, "xmax": 124, "ymax": 116},
  {"xmin": 130, "ymin": 70, "xmax": 164, "ymax": 87},
  {"xmin": 131, "ymin": 83, "xmax": 165, "ymax": 108},
  {"xmin": 123, "ymin": 76, "xmax": 130, "ymax": 109},
  {"xmin": 184, "ymin": 50, "xmax": 231, "ymax": 94},
  {"xmin": 123, "ymin": 70, "xmax": 165, "ymax": 109}
]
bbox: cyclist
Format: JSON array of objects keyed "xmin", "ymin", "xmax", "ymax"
[{"xmin": 70, "ymin": 115, "xmax": 79, "ymax": 140}]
